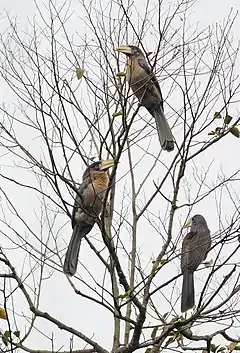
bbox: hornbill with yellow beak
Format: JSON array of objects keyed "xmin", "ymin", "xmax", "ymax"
[
  {"xmin": 181, "ymin": 214, "xmax": 211, "ymax": 312},
  {"xmin": 116, "ymin": 45, "xmax": 174, "ymax": 152},
  {"xmin": 63, "ymin": 159, "xmax": 114, "ymax": 276}
]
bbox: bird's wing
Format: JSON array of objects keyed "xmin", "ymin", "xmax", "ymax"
[
  {"xmin": 71, "ymin": 172, "xmax": 109, "ymax": 229},
  {"xmin": 138, "ymin": 57, "xmax": 151, "ymax": 75},
  {"xmin": 138, "ymin": 58, "xmax": 162, "ymax": 98},
  {"xmin": 71, "ymin": 177, "xmax": 90, "ymax": 229},
  {"xmin": 181, "ymin": 231, "xmax": 211, "ymax": 272}
]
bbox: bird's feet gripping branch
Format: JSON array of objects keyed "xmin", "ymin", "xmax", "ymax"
[
  {"xmin": 63, "ymin": 159, "xmax": 114, "ymax": 277},
  {"xmin": 116, "ymin": 44, "xmax": 174, "ymax": 152}
]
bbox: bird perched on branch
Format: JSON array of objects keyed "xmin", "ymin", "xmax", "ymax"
[
  {"xmin": 63, "ymin": 159, "xmax": 114, "ymax": 276},
  {"xmin": 181, "ymin": 214, "xmax": 211, "ymax": 312},
  {"xmin": 116, "ymin": 44, "xmax": 174, "ymax": 152}
]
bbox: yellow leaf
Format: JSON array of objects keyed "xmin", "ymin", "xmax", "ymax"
[
  {"xmin": 0, "ymin": 307, "xmax": 7, "ymax": 320},
  {"xmin": 76, "ymin": 68, "xmax": 85, "ymax": 80}
]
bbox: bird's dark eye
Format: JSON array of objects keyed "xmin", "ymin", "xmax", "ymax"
[{"xmin": 93, "ymin": 162, "xmax": 101, "ymax": 170}]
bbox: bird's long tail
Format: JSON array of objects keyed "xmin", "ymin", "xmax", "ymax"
[
  {"xmin": 63, "ymin": 224, "xmax": 92, "ymax": 276},
  {"xmin": 181, "ymin": 270, "xmax": 195, "ymax": 312},
  {"xmin": 152, "ymin": 105, "xmax": 174, "ymax": 152}
]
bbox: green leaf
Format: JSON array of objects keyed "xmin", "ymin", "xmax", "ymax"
[
  {"xmin": 160, "ymin": 258, "xmax": 168, "ymax": 265},
  {"xmin": 13, "ymin": 331, "xmax": 20, "ymax": 338},
  {"xmin": 230, "ymin": 127, "xmax": 240, "ymax": 138},
  {"xmin": 2, "ymin": 331, "xmax": 10, "ymax": 346},
  {"xmin": 151, "ymin": 326, "xmax": 158, "ymax": 338},
  {"xmin": 162, "ymin": 311, "xmax": 169, "ymax": 319},
  {"xmin": 117, "ymin": 289, "xmax": 132, "ymax": 300},
  {"xmin": 215, "ymin": 127, "xmax": 222, "ymax": 135},
  {"xmin": 210, "ymin": 343, "xmax": 216, "ymax": 352},
  {"xmin": 151, "ymin": 260, "xmax": 160, "ymax": 275},
  {"xmin": 170, "ymin": 315, "xmax": 180, "ymax": 323},
  {"xmin": 2, "ymin": 336, "xmax": 8, "ymax": 346},
  {"xmin": 145, "ymin": 349, "xmax": 151, "ymax": 353},
  {"xmin": 116, "ymin": 72, "xmax": 126, "ymax": 77},
  {"xmin": 112, "ymin": 111, "xmax": 123, "ymax": 118},
  {"xmin": 224, "ymin": 114, "xmax": 233, "ymax": 125},
  {"xmin": 3, "ymin": 331, "xmax": 10, "ymax": 338}
]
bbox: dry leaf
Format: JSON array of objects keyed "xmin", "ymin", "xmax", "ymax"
[
  {"xmin": 203, "ymin": 259, "xmax": 213, "ymax": 268},
  {"xmin": 228, "ymin": 342, "xmax": 237, "ymax": 352},
  {"xmin": 214, "ymin": 111, "xmax": 222, "ymax": 119},
  {"xmin": 76, "ymin": 68, "xmax": 85, "ymax": 80},
  {"xmin": 0, "ymin": 307, "xmax": 7, "ymax": 320}
]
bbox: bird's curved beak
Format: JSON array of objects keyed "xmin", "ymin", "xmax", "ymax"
[
  {"xmin": 116, "ymin": 45, "xmax": 132, "ymax": 54},
  {"xmin": 100, "ymin": 159, "xmax": 114, "ymax": 170},
  {"xmin": 183, "ymin": 218, "xmax": 192, "ymax": 229}
]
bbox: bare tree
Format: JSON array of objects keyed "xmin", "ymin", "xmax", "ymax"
[{"xmin": 0, "ymin": 0, "xmax": 240, "ymax": 353}]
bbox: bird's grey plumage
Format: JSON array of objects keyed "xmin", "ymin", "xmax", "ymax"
[
  {"xmin": 63, "ymin": 161, "xmax": 113, "ymax": 276},
  {"xmin": 153, "ymin": 104, "xmax": 175, "ymax": 151},
  {"xmin": 117, "ymin": 45, "xmax": 174, "ymax": 152},
  {"xmin": 63, "ymin": 224, "xmax": 92, "ymax": 276},
  {"xmin": 181, "ymin": 214, "xmax": 211, "ymax": 312}
]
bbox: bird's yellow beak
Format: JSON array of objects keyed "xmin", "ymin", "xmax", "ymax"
[
  {"xmin": 116, "ymin": 45, "xmax": 132, "ymax": 55},
  {"xmin": 100, "ymin": 159, "xmax": 114, "ymax": 170},
  {"xmin": 183, "ymin": 218, "xmax": 192, "ymax": 229}
]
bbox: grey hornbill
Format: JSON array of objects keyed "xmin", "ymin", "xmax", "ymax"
[
  {"xmin": 181, "ymin": 214, "xmax": 211, "ymax": 312},
  {"xmin": 63, "ymin": 159, "xmax": 114, "ymax": 276},
  {"xmin": 116, "ymin": 45, "xmax": 174, "ymax": 152}
]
